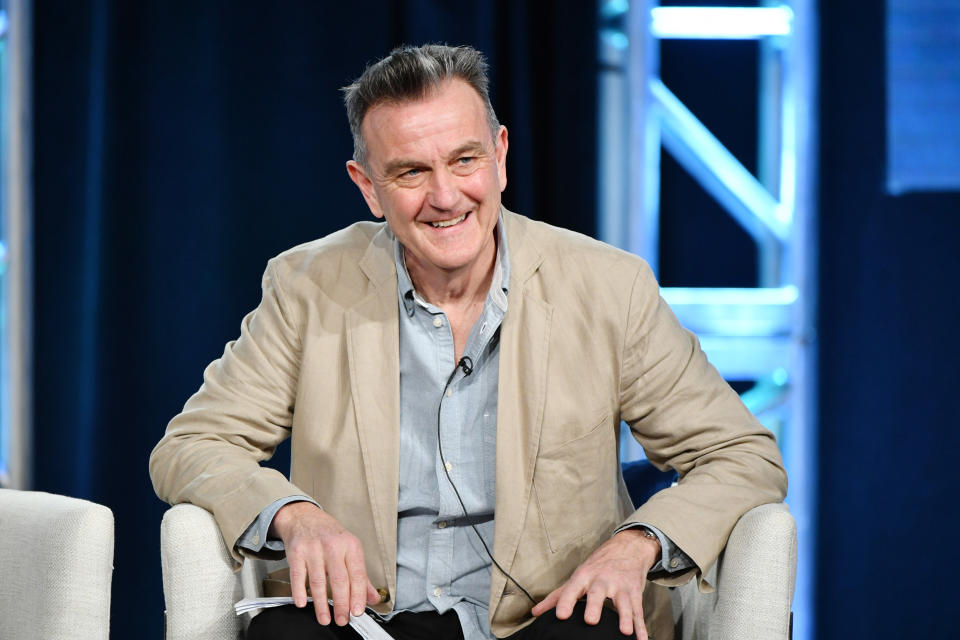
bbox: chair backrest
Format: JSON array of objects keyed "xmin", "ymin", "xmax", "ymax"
[{"xmin": 0, "ymin": 489, "xmax": 114, "ymax": 640}]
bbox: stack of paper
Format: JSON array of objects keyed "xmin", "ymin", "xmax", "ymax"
[{"xmin": 234, "ymin": 597, "xmax": 395, "ymax": 640}]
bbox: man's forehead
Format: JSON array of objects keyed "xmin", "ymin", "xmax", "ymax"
[{"xmin": 360, "ymin": 80, "xmax": 493, "ymax": 166}]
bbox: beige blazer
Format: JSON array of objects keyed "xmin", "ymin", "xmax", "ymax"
[{"xmin": 150, "ymin": 210, "xmax": 787, "ymax": 638}]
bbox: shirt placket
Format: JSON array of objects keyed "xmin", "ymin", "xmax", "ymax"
[
  {"xmin": 423, "ymin": 304, "xmax": 458, "ymax": 610},
  {"xmin": 392, "ymin": 218, "xmax": 509, "ymax": 639},
  {"xmin": 425, "ymin": 304, "xmax": 502, "ymax": 612}
]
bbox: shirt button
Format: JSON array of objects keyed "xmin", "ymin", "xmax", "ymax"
[
  {"xmin": 433, "ymin": 317, "xmax": 444, "ymax": 328},
  {"xmin": 445, "ymin": 388, "xmax": 452, "ymax": 397},
  {"xmin": 252, "ymin": 534, "xmax": 260, "ymax": 545},
  {"xmin": 433, "ymin": 587, "xmax": 442, "ymax": 597},
  {"xmin": 669, "ymin": 557, "xmax": 680, "ymax": 569},
  {"xmin": 445, "ymin": 462, "xmax": 453, "ymax": 472},
  {"xmin": 437, "ymin": 520, "xmax": 448, "ymax": 529}
]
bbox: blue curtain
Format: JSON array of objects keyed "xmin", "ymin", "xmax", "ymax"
[
  {"xmin": 32, "ymin": 2, "xmax": 597, "ymax": 637},
  {"xmin": 818, "ymin": 2, "xmax": 960, "ymax": 638}
]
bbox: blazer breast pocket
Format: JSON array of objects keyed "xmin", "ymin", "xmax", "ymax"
[{"xmin": 532, "ymin": 413, "xmax": 619, "ymax": 553}]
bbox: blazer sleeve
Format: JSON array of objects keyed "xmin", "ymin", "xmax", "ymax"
[
  {"xmin": 149, "ymin": 258, "xmax": 307, "ymax": 566},
  {"xmin": 618, "ymin": 262, "xmax": 788, "ymax": 591}
]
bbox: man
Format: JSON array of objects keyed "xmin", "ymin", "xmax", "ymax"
[{"xmin": 150, "ymin": 44, "xmax": 787, "ymax": 640}]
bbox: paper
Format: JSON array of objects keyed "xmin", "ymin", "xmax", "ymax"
[{"xmin": 234, "ymin": 597, "xmax": 395, "ymax": 640}]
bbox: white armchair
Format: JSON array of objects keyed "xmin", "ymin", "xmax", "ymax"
[
  {"xmin": 671, "ymin": 503, "xmax": 796, "ymax": 639},
  {"xmin": 160, "ymin": 503, "xmax": 282, "ymax": 640},
  {"xmin": 0, "ymin": 488, "xmax": 115, "ymax": 640},
  {"xmin": 160, "ymin": 502, "xmax": 796, "ymax": 640}
]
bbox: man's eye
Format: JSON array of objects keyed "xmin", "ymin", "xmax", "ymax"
[
  {"xmin": 402, "ymin": 168, "xmax": 421, "ymax": 178},
  {"xmin": 457, "ymin": 157, "xmax": 475, "ymax": 165}
]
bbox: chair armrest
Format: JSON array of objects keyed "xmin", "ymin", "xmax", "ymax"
[
  {"xmin": 673, "ymin": 502, "xmax": 797, "ymax": 640},
  {"xmin": 161, "ymin": 503, "xmax": 245, "ymax": 640},
  {"xmin": 715, "ymin": 502, "xmax": 797, "ymax": 637},
  {"xmin": 0, "ymin": 489, "xmax": 114, "ymax": 640}
]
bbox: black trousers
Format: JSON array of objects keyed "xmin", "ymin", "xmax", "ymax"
[{"xmin": 246, "ymin": 601, "xmax": 630, "ymax": 640}]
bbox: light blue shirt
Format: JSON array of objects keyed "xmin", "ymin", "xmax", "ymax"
[{"xmin": 387, "ymin": 218, "xmax": 509, "ymax": 639}]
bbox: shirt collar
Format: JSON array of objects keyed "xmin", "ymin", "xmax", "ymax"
[{"xmin": 394, "ymin": 210, "xmax": 510, "ymax": 318}]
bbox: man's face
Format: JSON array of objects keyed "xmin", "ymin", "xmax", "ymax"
[{"xmin": 347, "ymin": 79, "xmax": 508, "ymax": 284}]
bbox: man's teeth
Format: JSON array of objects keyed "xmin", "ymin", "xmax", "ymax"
[{"xmin": 431, "ymin": 214, "xmax": 467, "ymax": 228}]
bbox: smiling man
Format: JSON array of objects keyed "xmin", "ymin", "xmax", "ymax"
[
  {"xmin": 150, "ymin": 44, "xmax": 787, "ymax": 640},
  {"xmin": 345, "ymin": 76, "xmax": 508, "ymax": 365}
]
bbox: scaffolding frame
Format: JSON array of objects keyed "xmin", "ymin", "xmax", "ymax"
[
  {"xmin": 0, "ymin": 0, "xmax": 32, "ymax": 490},
  {"xmin": 599, "ymin": 3, "xmax": 817, "ymax": 639}
]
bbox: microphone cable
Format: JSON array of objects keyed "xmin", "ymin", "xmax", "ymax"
[{"xmin": 436, "ymin": 356, "xmax": 536, "ymax": 605}]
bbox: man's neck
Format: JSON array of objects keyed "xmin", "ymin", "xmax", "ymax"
[{"xmin": 405, "ymin": 234, "xmax": 498, "ymax": 311}]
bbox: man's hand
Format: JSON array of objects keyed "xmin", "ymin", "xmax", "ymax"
[
  {"xmin": 531, "ymin": 529, "xmax": 661, "ymax": 640},
  {"xmin": 269, "ymin": 502, "xmax": 381, "ymax": 626}
]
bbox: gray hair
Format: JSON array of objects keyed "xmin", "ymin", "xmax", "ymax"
[{"xmin": 342, "ymin": 44, "xmax": 500, "ymax": 167}]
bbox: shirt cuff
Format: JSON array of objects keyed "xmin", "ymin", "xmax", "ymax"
[
  {"xmin": 236, "ymin": 495, "xmax": 320, "ymax": 553},
  {"xmin": 614, "ymin": 522, "xmax": 694, "ymax": 575}
]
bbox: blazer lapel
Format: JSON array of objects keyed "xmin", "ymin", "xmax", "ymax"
[
  {"xmin": 491, "ymin": 212, "xmax": 553, "ymax": 604},
  {"xmin": 347, "ymin": 225, "xmax": 401, "ymax": 595}
]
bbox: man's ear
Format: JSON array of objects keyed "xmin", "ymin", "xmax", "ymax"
[
  {"xmin": 494, "ymin": 125, "xmax": 509, "ymax": 191},
  {"xmin": 346, "ymin": 160, "xmax": 383, "ymax": 219}
]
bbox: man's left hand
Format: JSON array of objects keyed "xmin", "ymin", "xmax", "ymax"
[{"xmin": 531, "ymin": 529, "xmax": 661, "ymax": 640}]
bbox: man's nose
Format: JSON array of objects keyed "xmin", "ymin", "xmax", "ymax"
[{"xmin": 426, "ymin": 169, "xmax": 459, "ymax": 210}]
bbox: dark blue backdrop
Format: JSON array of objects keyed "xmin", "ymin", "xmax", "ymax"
[
  {"xmin": 817, "ymin": 2, "xmax": 960, "ymax": 636},
  {"xmin": 30, "ymin": 1, "xmax": 960, "ymax": 638},
  {"xmin": 32, "ymin": 1, "xmax": 598, "ymax": 637}
]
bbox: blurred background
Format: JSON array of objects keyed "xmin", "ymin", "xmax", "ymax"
[{"xmin": 0, "ymin": 0, "xmax": 957, "ymax": 638}]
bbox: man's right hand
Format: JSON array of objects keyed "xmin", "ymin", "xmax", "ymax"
[{"xmin": 268, "ymin": 502, "xmax": 381, "ymax": 626}]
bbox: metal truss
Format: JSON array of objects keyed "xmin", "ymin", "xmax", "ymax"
[
  {"xmin": 0, "ymin": 0, "xmax": 32, "ymax": 490},
  {"xmin": 598, "ymin": 2, "xmax": 817, "ymax": 639},
  {"xmin": 0, "ymin": 8, "xmax": 9, "ymax": 487}
]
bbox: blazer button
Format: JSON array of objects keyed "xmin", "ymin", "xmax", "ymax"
[{"xmin": 377, "ymin": 588, "xmax": 390, "ymax": 603}]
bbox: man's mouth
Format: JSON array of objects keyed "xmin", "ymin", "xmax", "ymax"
[{"xmin": 430, "ymin": 213, "xmax": 468, "ymax": 228}]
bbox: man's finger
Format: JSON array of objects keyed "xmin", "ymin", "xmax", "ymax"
[
  {"xmin": 306, "ymin": 557, "xmax": 331, "ymax": 625},
  {"xmin": 366, "ymin": 581, "xmax": 382, "ymax": 606},
  {"xmin": 631, "ymin": 588, "xmax": 648, "ymax": 640},
  {"xmin": 581, "ymin": 586, "xmax": 607, "ymax": 626},
  {"xmin": 346, "ymin": 548, "xmax": 371, "ymax": 617},
  {"xmin": 634, "ymin": 611, "xmax": 649, "ymax": 640},
  {"xmin": 288, "ymin": 555, "xmax": 310, "ymax": 609},
  {"xmin": 327, "ymin": 558, "xmax": 352, "ymax": 626},
  {"xmin": 531, "ymin": 587, "xmax": 561, "ymax": 617},
  {"xmin": 554, "ymin": 580, "xmax": 587, "ymax": 620},
  {"xmin": 612, "ymin": 591, "xmax": 635, "ymax": 637}
]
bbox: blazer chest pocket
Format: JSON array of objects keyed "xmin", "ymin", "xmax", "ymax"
[{"xmin": 533, "ymin": 414, "xmax": 619, "ymax": 553}]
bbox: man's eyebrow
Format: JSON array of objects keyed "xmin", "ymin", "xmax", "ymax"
[
  {"xmin": 449, "ymin": 141, "xmax": 486, "ymax": 159},
  {"xmin": 382, "ymin": 157, "xmax": 425, "ymax": 176}
]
